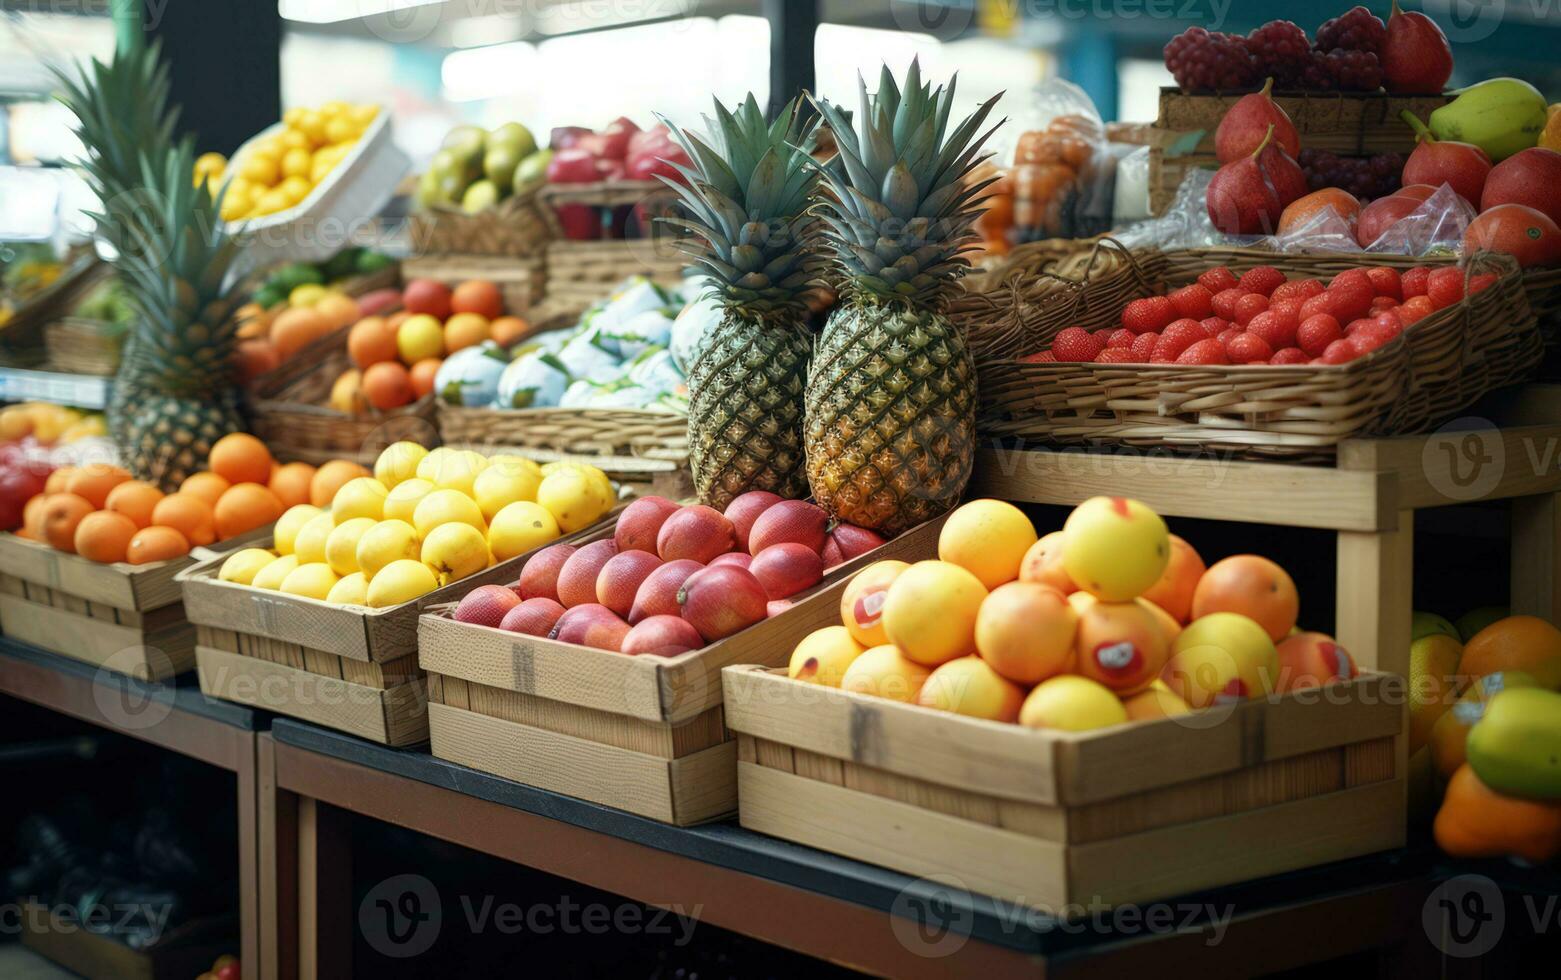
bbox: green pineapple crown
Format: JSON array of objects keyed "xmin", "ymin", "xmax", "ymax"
[
  {"xmin": 655, "ymin": 94, "xmax": 822, "ymax": 323},
  {"xmin": 812, "ymin": 59, "xmax": 1003, "ymax": 309}
]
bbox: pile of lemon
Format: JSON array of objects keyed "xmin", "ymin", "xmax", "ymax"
[{"xmin": 198, "ymin": 102, "xmax": 381, "ymax": 222}]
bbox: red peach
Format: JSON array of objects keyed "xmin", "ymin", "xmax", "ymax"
[
  {"xmin": 499, "ymin": 597, "xmax": 567, "ymax": 636},
  {"xmin": 656, "ymin": 505, "xmax": 736, "ymax": 563},
  {"xmin": 749, "ymin": 542, "xmax": 825, "ymax": 600},
  {"xmin": 596, "ymin": 550, "xmax": 664, "ymax": 618},
  {"xmin": 555, "ymin": 539, "xmax": 619, "ymax": 607},
  {"xmin": 723, "ymin": 490, "xmax": 783, "ymax": 551},
  {"xmin": 678, "ymin": 565, "xmax": 768, "ymax": 640},
  {"xmin": 518, "ymin": 543, "xmax": 576, "ymax": 602},
  {"xmin": 628, "ymin": 558, "xmax": 704, "ymax": 623},
  {"xmin": 1018, "ymin": 531, "xmax": 1076, "ymax": 594},
  {"xmin": 621, "ymin": 615, "xmax": 705, "ymax": 656},
  {"xmin": 613, "ymin": 496, "xmax": 681, "ymax": 554},
  {"xmin": 453, "ymin": 584, "xmax": 522, "ymax": 628},
  {"xmin": 748, "ymin": 499, "xmax": 830, "ymax": 555},
  {"xmin": 551, "ymin": 603, "xmax": 631, "ymax": 651}
]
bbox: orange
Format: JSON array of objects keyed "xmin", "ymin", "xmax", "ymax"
[
  {"xmin": 315, "ymin": 293, "xmax": 360, "ymax": 331},
  {"xmin": 408, "ymin": 358, "xmax": 441, "ymax": 399},
  {"xmin": 270, "ymin": 306, "xmax": 331, "ymax": 361},
  {"xmin": 443, "ymin": 312, "xmax": 491, "ymax": 353},
  {"xmin": 451, "ymin": 279, "xmax": 503, "ymax": 320},
  {"xmin": 1190, "ymin": 555, "xmax": 1299, "ymax": 643},
  {"xmin": 347, "ymin": 316, "xmax": 399, "ymax": 369},
  {"xmin": 22, "ymin": 495, "xmax": 48, "ymax": 538},
  {"xmin": 234, "ymin": 302, "xmax": 270, "ymax": 341},
  {"xmin": 180, "ymin": 471, "xmax": 231, "ymax": 506},
  {"xmin": 362, "ymin": 361, "xmax": 414, "ymax": 410},
  {"xmin": 209, "ymin": 432, "xmax": 275, "ymax": 486},
  {"xmin": 1465, "ymin": 204, "xmax": 1561, "ymax": 269},
  {"xmin": 104, "ymin": 480, "xmax": 164, "ymax": 528},
  {"xmin": 1459, "ymin": 615, "xmax": 1561, "ymax": 689},
  {"xmin": 214, "ymin": 482, "xmax": 285, "ymax": 540},
  {"xmin": 151, "ymin": 492, "xmax": 217, "ymax": 547},
  {"xmin": 269, "ymin": 462, "xmax": 317, "ymax": 508},
  {"xmin": 490, "ymin": 315, "xmax": 530, "ymax": 347},
  {"xmin": 238, "ymin": 339, "xmax": 279, "ymax": 383},
  {"xmin": 44, "ymin": 466, "xmax": 75, "ymax": 495},
  {"xmin": 386, "ymin": 310, "xmax": 411, "ymax": 331},
  {"xmin": 41, "ymin": 493, "xmax": 95, "ymax": 553},
  {"xmin": 126, "ymin": 525, "xmax": 190, "ymax": 565},
  {"xmin": 1277, "ymin": 188, "xmax": 1362, "ymax": 236},
  {"xmin": 64, "ymin": 463, "xmax": 131, "ymax": 509},
  {"xmin": 310, "ymin": 459, "xmax": 371, "ymax": 507},
  {"xmin": 74, "ymin": 510, "xmax": 138, "ymax": 563}
]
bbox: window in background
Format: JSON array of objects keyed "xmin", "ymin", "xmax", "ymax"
[{"xmin": 1117, "ymin": 58, "xmax": 1175, "ymax": 125}]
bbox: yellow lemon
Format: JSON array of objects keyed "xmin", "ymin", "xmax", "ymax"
[
  {"xmin": 325, "ymin": 517, "xmax": 376, "ymax": 576},
  {"xmin": 219, "ymin": 548, "xmax": 278, "ymax": 585},
  {"xmin": 536, "ymin": 468, "xmax": 610, "ymax": 533},
  {"xmin": 278, "ymin": 175, "xmax": 313, "ymax": 207},
  {"xmin": 281, "ymin": 562, "xmax": 339, "ymax": 600},
  {"xmin": 356, "ymin": 520, "xmax": 420, "ymax": 580},
  {"xmin": 473, "ymin": 464, "xmax": 542, "ymax": 522},
  {"xmin": 252, "ymin": 188, "xmax": 293, "ymax": 217},
  {"xmin": 367, "ymin": 559, "xmax": 438, "ymax": 608},
  {"xmin": 429, "ymin": 449, "xmax": 488, "ymax": 497},
  {"xmin": 421, "ymin": 522, "xmax": 489, "ymax": 586},
  {"xmin": 326, "ymin": 571, "xmax": 368, "ymax": 605},
  {"xmin": 219, "ymin": 185, "xmax": 255, "ymax": 222},
  {"xmin": 415, "ymin": 447, "xmax": 454, "ymax": 483},
  {"xmin": 251, "ymin": 554, "xmax": 301, "ymax": 591},
  {"xmin": 281, "ymin": 147, "xmax": 312, "ymax": 179},
  {"xmin": 331, "ymin": 477, "xmax": 388, "ymax": 523},
  {"xmin": 374, "ymin": 441, "xmax": 429, "ymax": 489},
  {"xmin": 293, "ymin": 513, "xmax": 336, "ymax": 565},
  {"xmin": 488, "ymin": 501, "xmax": 560, "ymax": 562},
  {"xmin": 273, "ymin": 504, "xmax": 323, "ymax": 555},
  {"xmin": 412, "ymin": 489, "xmax": 485, "ymax": 539},
  {"xmin": 383, "ymin": 478, "xmax": 434, "ymax": 526},
  {"xmin": 238, "ymin": 154, "xmax": 280, "ymax": 187}
]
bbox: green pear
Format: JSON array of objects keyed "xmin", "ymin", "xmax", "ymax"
[
  {"xmin": 442, "ymin": 124, "xmax": 487, "ymax": 154},
  {"xmin": 487, "ymin": 122, "xmax": 537, "ymax": 160},
  {"xmin": 1427, "ymin": 78, "xmax": 1548, "ymax": 161},
  {"xmin": 484, "ymin": 144, "xmax": 522, "ymax": 194},
  {"xmin": 461, "ymin": 179, "xmax": 500, "ymax": 214},
  {"xmin": 413, "ymin": 168, "xmax": 447, "ymax": 209},
  {"xmin": 513, "ymin": 149, "xmax": 553, "ymax": 194}
]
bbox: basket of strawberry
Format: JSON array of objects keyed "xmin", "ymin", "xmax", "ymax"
[{"xmin": 973, "ymin": 240, "xmax": 1540, "ymax": 460}]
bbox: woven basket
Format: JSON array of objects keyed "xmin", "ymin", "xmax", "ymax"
[
  {"xmin": 45, "ymin": 317, "xmax": 124, "ymax": 376},
  {"xmin": 399, "ymin": 254, "xmax": 545, "ymax": 319},
  {"xmin": 972, "ymin": 241, "xmax": 1541, "ymax": 460},
  {"xmin": 1522, "ymin": 267, "xmax": 1561, "ymax": 376},
  {"xmin": 536, "ymin": 180, "xmax": 688, "ymax": 315},
  {"xmin": 438, "ymin": 403, "xmax": 686, "ymax": 462},
  {"xmin": 248, "ymin": 329, "xmax": 439, "ymax": 466},
  {"xmin": 409, "ymin": 189, "xmax": 550, "ymax": 259}
]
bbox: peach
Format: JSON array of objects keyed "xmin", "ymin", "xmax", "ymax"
[
  {"xmin": 750, "ymin": 543, "xmax": 824, "ymax": 600},
  {"xmin": 708, "ymin": 552, "xmax": 752, "ymax": 570},
  {"xmin": 555, "ymin": 539, "xmax": 619, "ymax": 607},
  {"xmin": 594, "ymin": 550, "xmax": 663, "ymax": 618},
  {"xmin": 1140, "ymin": 534, "xmax": 1206, "ymax": 623},
  {"xmin": 656, "ymin": 505, "xmax": 736, "ymax": 563},
  {"xmin": 614, "ymin": 496, "xmax": 681, "ymax": 554},
  {"xmin": 917, "ymin": 656, "xmax": 1024, "ymax": 722},
  {"xmin": 453, "ymin": 584, "xmax": 521, "ymax": 628},
  {"xmin": 622, "ymin": 615, "xmax": 705, "ymax": 656},
  {"xmin": 1275, "ymin": 631, "xmax": 1358, "ymax": 691},
  {"xmin": 840, "ymin": 560, "xmax": 910, "ymax": 647},
  {"xmin": 1191, "ymin": 554, "xmax": 1298, "ymax": 642},
  {"xmin": 1062, "ymin": 496, "xmax": 1169, "ymax": 601},
  {"xmin": 518, "ymin": 543, "xmax": 576, "ymax": 602},
  {"xmin": 883, "ymin": 560, "xmax": 988, "ymax": 666},
  {"xmin": 788, "ymin": 625, "xmax": 866, "ymax": 686},
  {"xmin": 1074, "ymin": 600, "xmax": 1172, "ymax": 695},
  {"xmin": 677, "ymin": 564, "xmax": 767, "ymax": 640},
  {"xmin": 1018, "ymin": 531, "xmax": 1076, "ymax": 594},
  {"xmin": 1122, "ymin": 680, "xmax": 1193, "ymax": 722},
  {"xmin": 1019, "ymin": 675, "xmax": 1129, "ymax": 732},
  {"xmin": 551, "ymin": 603, "xmax": 631, "ymax": 651},
  {"xmin": 1163, "ymin": 611, "xmax": 1278, "ymax": 707},
  {"xmin": 628, "ymin": 558, "xmax": 704, "ymax": 623},
  {"xmin": 938, "ymin": 499, "xmax": 1038, "ymax": 589},
  {"xmin": 826, "ymin": 523, "xmax": 886, "ymax": 565},
  {"xmin": 748, "ymin": 499, "xmax": 829, "ymax": 555},
  {"xmin": 723, "ymin": 490, "xmax": 782, "ymax": 551},
  {"xmin": 976, "ymin": 581, "xmax": 1077, "ymax": 685},
  {"xmin": 499, "ymin": 597, "xmax": 566, "ymax": 636},
  {"xmin": 841, "ymin": 645, "xmax": 931, "ymax": 703}
]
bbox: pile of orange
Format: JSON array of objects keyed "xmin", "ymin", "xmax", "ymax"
[
  {"xmin": 12, "ymin": 434, "xmax": 372, "ymax": 566},
  {"xmin": 235, "ymin": 289, "xmax": 363, "ymax": 384}
]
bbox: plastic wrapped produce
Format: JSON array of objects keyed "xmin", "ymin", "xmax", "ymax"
[
  {"xmin": 670, "ymin": 285, "xmax": 722, "ymax": 373},
  {"xmin": 1009, "ymin": 79, "xmax": 1116, "ymax": 240},
  {"xmin": 433, "ymin": 342, "xmax": 509, "ymax": 406},
  {"xmin": 495, "ymin": 350, "xmax": 570, "ymax": 408},
  {"xmin": 557, "ymin": 329, "xmax": 623, "ymax": 382}
]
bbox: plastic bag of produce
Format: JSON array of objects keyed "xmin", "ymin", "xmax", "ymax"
[
  {"xmin": 624, "ymin": 346, "xmax": 684, "ymax": 396},
  {"xmin": 1270, "ymin": 205, "xmax": 1360, "ymax": 254},
  {"xmin": 1117, "ymin": 168, "xmax": 1223, "ymax": 250},
  {"xmin": 1009, "ymin": 78, "xmax": 1115, "ymax": 240},
  {"xmin": 1364, "ymin": 183, "xmax": 1475, "ymax": 256},
  {"xmin": 560, "ymin": 378, "xmax": 649, "ymax": 409},
  {"xmin": 670, "ymin": 283, "xmax": 722, "ymax": 373},
  {"xmin": 435, "ymin": 342, "xmax": 510, "ymax": 406},
  {"xmin": 557, "ymin": 329, "xmax": 623, "ymax": 382},
  {"xmin": 606, "ymin": 310, "xmax": 674, "ymax": 361},
  {"xmin": 496, "ymin": 350, "xmax": 569, "ymax": 408}
]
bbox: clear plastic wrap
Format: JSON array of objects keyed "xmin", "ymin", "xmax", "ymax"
[
  {"xmin": 1362, "ymin": 184, "xmax": 1475, "ymax": 256},
  {"xmin": 1009, "ymin": 79, "xmax": 1115, "ymax": 240}
]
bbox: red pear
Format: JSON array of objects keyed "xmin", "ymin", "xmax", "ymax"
[
  {"xmin": 1356, "ymin": 193, "xmax": 1424, "ymax": 248},
  {"xmin": 1382, "ymin": 0, "xmax": 1453, "ymax": 94},
  {"xmin": 1214, "ymin": 78, "xmax": 1300, "ymax": 164},
  {"xmin": 1401, "ymin": 113, "xmax": 1491, "ymax": 207},
  {"xmin": 1206, "ymin": 125, "xmax": 1307, "ymax": 236},
  {"xmin": 1481, "ymin": 147, "xmax": 1561, "ymax": 227}
]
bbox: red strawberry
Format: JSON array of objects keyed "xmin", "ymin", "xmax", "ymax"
[
  {"xmin": 1369, "ymin": 295, "xmax": 1398, "ymax": 313},
  {"xmin": 1271, "ymin": 278, "xmax": 1324, "ymax": 303},
  {"xmin": 1400, "ymin": 266, "xmax": 1432, "ymax": 298},
  {"xmin": 1350, "ymin": 325, "xmax": 1396, "ymax": 354},
  {"xmin": 1176, "ymin": 339, "xmax": 1230, "ymax": 365},
  {"xmin": 1154, "ymin": 320, "xmax": 1207, "ymax": 361},
  {"xmin": 1131, "ymin": 331, "xmax": 1159, "ymax": 361},
  {"xmin": 1270, "ymin": 298, "xmax": 1305, "ymax": 322},
  {"xmin": 1095, "ymin": 348, "xmax": 1138, "ymax": 364},
  {"xmin": 1374, "ymin": 310, "xmax": 1404, "ymax": 336},
  {"xmin": 1121, "ymin": 296, "xmax": 1175, "ymax": 334},
  {"xmin": 1237, "ymin": 266, "xmax": 1287, "ymax": 296},
  {"xmin": 1020, "ymin": 351, "xmax": 1056, "ymax": 362},
  {"xmin": 1233, "ymin": 293, "xmax": 1270, "ymax": 326},
  {"xmin": 1327, "ymin": 277, "xmax": 1374, "ymax": 321},
  {"xmin": 1211, "ymin": 288, "xmax": 1247, "ymax": 321},
  {"xmin": 1269, "ymin": 347, "xmax": 1309, "ymax": 365},
  {"xmin": 1344, "ymin": 318, "xmax": 1377, "ymax": 336},
  {"xmin": 1398, "ymin": 296, "xmax": 1434, "ymax": 325},
  {"xmin": 1247, "ymin": 309, "xmax": 1299, "ymax": 350},
  {"xmin": 1200, "ymin": 316, "xmax": 1230, "ymax": 337},
  {"xmin": 1198, "ymin": 267, "xmax": 1240, "ymax": 293},
  {"xmin": 1426, "ymin": 268, "xmax": 1465, "ymax": 310},
  {"xmin": 1297, "ymin": 314, "xmax": 1342, "ymax": 357},
  {"xmin": 1168, "ymin": 283, "xmax": 1215, "ymax": 319},
  {"xmin": 1226, "ymin": 332, "xmax": 1274, "ymax": 363},
  {"xmin": 1468, "ymin": 273, "xmax": 1498, "ymax": 296},
  {"xmin": 1299, "ymin": 292, "xmax": 1336, "ymax": 322},
  {"xmin": 1365, "ymin": 267, "xmax": 1402, "ymax": 300},
  {"xmin": 1105, "ymin": 327, "xmax": 1136, "ymax": 349},
  {"xmin": 1052, "ymin": 326, "xmax": 1106, "ymax": 362},
  {"xmin": 1320, "ymin": 338, "xmax": 1358, "ymax": 365},
  {"xmin": 1217, "ymin": 326, "xmax": 1243, "ymax": 347}
]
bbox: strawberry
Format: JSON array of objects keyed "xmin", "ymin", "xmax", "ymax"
[
  {"xmin": 1374, "ymin": 310, "xmax": 1404, "ymax": 336},
  {"xmin": 1326, "ymin": 275, "xmax": 1374, "ymax": 321},
  {"xmin": 1154, "ymin": 320, "xmax": 1208, "ymax": 361},
  {"xmin": 1233, "ymin": 293, "xmax": 1270, "ymax": 326},
  {"xmin": 1468, "ymin": 273, "xmax": 1498, "ymax": 296},
  {"xmin": 1105, "ymin": 327, "xmax": 1136, "ymax": 349},
  {"xmin": 1400, "ymin": 266, "xmax": 1432, "ymax": 298},
  {"xmin": 1297, "ymin": 314, "xmax": 1342, "ymax": 357},
  {"xmin": 1176, "ymin": 339, "xmax": 1230, "ymax": 365},
  {"xmin": 1237, "ymin": 266, "xmax": 1287, "ymax": 297},
  {"xmin": 1217, "ymin": 326, "xmax": 1243, "ymax": 347},
  {"xmin": 1270, "ymin": 298, "xmax": 1306, "ymax": 322},
  {"xmin": 1344, "ymin": 318, "xmax": 1377, "ymax": 336},
  {"xmin": 1398, "ymin": 296, "xmax": 1434, "ymax": 325},
  {"xmin": 1350, "ymin": 325, "xmax": 1396, "ymax": 355},
  {"xmin": 1095, "ymin": 348, "xmax": 1138, "ymax": 364},
  {"xmin": 1271, "ymin": 278, "xmax": 1324, "ymax": 303},
  {"xmin": 1299, "ymin": 292, "xmax": 1336, "ymax": 322},
  {"xmin": 1269, "ymin": 347, "xmax": 1309, "ymax": 365},
  {"xmin": 1211, "ymin": 288, "xmax": 1247, "ymax": 321},
  {"xmin": 1247, "ymin": 309, "xmax": 1299, "ymax": 350},
  {"xmin": 1226, "ymin": 332, "xmax": 1274, "ymax": 363},
  {"xmin": 1168, "ymin": 283, "xmax": 1215, "ymax": 319},
  {"xmin": 1052, "ymin": 326, "xmax": 1106, "ymax": 362},
  {"xmin": 1198, "ymin": 266, "xmax": 1240, "ymax": 293},
  {"xmin": 1365, "ymin": 267, "xmax": 1402, "ymax": 300},
  {"xmin": 1020, "ymin": 351, "xmax": 1056, "ymax": 362},
  {"xmin": 1121, "ymin": 296, "xmax": 1176, "ymax": 334},
  {"xmin": 1369, "ymin": 295, "xmax": 1398, "ymax": 313},
  {"xmin": 1320, "ymin": 338, "xmax": 1358, "ymax": 365},
  {"xmin": 1199, "ymin": 316, "xmax": 1230, "ymax": 337},
  {"xmin": 1131, "ymin": 331, "xmax": 1159, "ymax": 361},
  {"xmin": 1426, "ymin": 268, "xmax": 1465, "ymax": 310}
]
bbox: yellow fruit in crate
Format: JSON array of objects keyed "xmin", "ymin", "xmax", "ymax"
[
  {"xmin": 352, "ymin": 104, "xmax": 380, "ymax": 126},
  {"xmin": 321, "ymin": 100, "xmax": 351, "ymax": 119},
  {"xmin": 219, "ymin": 548, "xmax": 279, "ymax": 585},
  {"xmin": 882, "ymin": 560, "xmax": 989, "ymax": 666},
  {"xmin": 325, "ymin": 116, "xmax": 358, "ymax": 145},
  {"xmin": 488, "ymin": 501, "xmax": 560, "ymax": 561},
  {"xmin": 288, "ymin": 284, "xmax": 327, "ymax": 308},
  {"xmin": 788, "ymin": 626, "xmax": 867, "ymax": 687},
  {"xmin": 536, "ymin": 468, "xmax": 611, "ymax": 533},
  {"xmin": 325, "ymin": 517, "xmax": 376, "ymax": 576},
  {"xmin": 279, "ymin": 175, "xmax": 313, "ymax": 207},
  {"xmin": 414, "ymin": 447, "xmax": 453, "ymax": 483},
  {"xmin": 281, "ymin": 562, "xmax": 339, "ymax": 600},
  {"xmin": 473, "ymin": 464, "xmax": 542, "ymax": 522},
  {"xmin": 251, "ymin": 554, "xmax": 300, "ymax": 591},
  {"xmin": 397, "ymin": 314, "xmax": 445, "ymax": 363},
  {"xmin": 357, "ymin": 519, "xmax": 420, "ymax": 579},
  {"xmin": 428, "ymin": 449, "xmax": 488, "ymax": 496},
  {"xmin": 329, "ymin": 370, "xmax": 365, "ymax": 413},
  {"xmin": 540, "ymin": 460, "xmax": 613, "ymax": 502},
  {"xmin": 367, "ymin": 559, "xmax": 439, "ymax": 608},
  {"xmin": 422, "ymin": 522, "xmax": 489, "ymax": 586},
  {"xmin": 193, "ymin": 152, "xmax": 227, "ymax": 187},
  {"xmin": 295, "ymin": 110, "xmax": 329, "ymax": 146},
  {"xmin": 375, "ymin": 442, "xmax": 429, "ymax": 488},
  {"xmin": 220, "ymin": 185, "xmax": 255, "ymax": 222},
  {"xmin": 293, "ymin": 513, "xmax": 336, "ymax": 565},
  {"xmin": 252, "ymin": 188, "xmax": 293, "ymax": 216},
  {"xmin": 326, "ymin": 572, "xmax": 368, "ymax": 605},
  {"xmin": 273, "ymin": 504, "xmax": 322, "ymax": 555},
  {"xmin": 412, "ymin": 489, "xmax": 485, "ymax": 539},
  {"xmin": 938, "ymin": 499, "xmax": 1038, "ymax": 590},
  {"xmin": 383, "ymin": 478, "xmax": 434, "ymax": 525},
  {"xmin": 283, "ymin": 107, "xmax": 307, "ymax": 129},
  {"xmin": 281, "ymin": 147, "xmax": 312, "ymax": 180},
  {"xmin": 238, "ymin": 154, "xmax": 280, "ymax": 186},
  {"xmin": 331, "ymin": 477, "xmax": 388, "ymax": 523},
  {"xmin": 279, "ymin": 128, "xmax": 311, "ymax": 151}
]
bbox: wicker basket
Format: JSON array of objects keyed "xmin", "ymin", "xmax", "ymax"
[
  {"xmin": 971, "ymin": 241, "xmax": 1541, "ymax": 460},
  {"xmin": 0, "ymin": 255, "xmax": 111, "ymax": 362},
  {"xmin": 536, "ymin": 180, "xmax": 688, "ymax": 315},
  {"xmin": 44, "ymin": 317, "xmax": 124, "ymax": 376},
  {"xmin": 399, "ymin": 254, "xmax": 545, "ymax": 320},
  {"xmin": 409, "ymin": 189, "xmax": 550, "ymax": 259}
]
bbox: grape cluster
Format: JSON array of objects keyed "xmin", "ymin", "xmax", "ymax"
[
  {"xmin": 1314, "ymin": 5, "xmax": 1387, "ymax": 55},
  {"xmin": 1245, "ymin": 21, "xmax": 1312, "ymax": 89},
  {"xmin": 1163, "ymin": 27, "xmax": 1260, "ymax": 92},
  {"xmin": 1298, "ymin": 149, "xmax": 1406, "ymax": 202}
]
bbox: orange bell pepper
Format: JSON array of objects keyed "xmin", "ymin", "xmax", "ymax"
[{"xmin": 1434, "ymin": 764, "xmax": 1561, "ymax": 863}]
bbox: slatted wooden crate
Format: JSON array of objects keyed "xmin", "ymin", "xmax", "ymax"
[
  {"xmin": 0, "ymin": 531, "xmax": 263, "ymax": 681},
  {"xmin": 724, "ymin": 666, "xmax": 1406, "ymax": 911},
  {"xmin": 420, "ymin": 515, "xmax": 945, "ymax": 825}
]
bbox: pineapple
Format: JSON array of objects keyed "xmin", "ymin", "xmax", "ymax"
[
  {"xmin": 805, "ymin": 61, "xmax": 1001, "ymax": 534},
  {"xmin": 657, "ymin": 94, "xmax": 822, "ymax": 509}
]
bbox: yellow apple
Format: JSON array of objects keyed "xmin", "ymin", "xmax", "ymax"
[
  {"xmin": 383, "ymin": 478, "xmax": 434, "ymax": 525},
  {"xmin": 324, "ymin": 517, "xmax": 375, "ymax": 576},
  {"xmin": 488, "ymin": 501, "xmax": 560, "ymax": 561},
  {"xmin": 292, "ymin": 513, "xmax": 336, "ymax": 566},
  {"xmin": 356, "ymin": 519, "xmax": 420, "ymax": 580},
  {"xmin": 273, "ymin": 504, "xmax": 322, "ymax": 556},
  {"xmin": 374, "ymin": 441, "xmax": 428, "ymax": 489},
  {"xmin": 219, "ymin": 548, "xmax": 278, "ymax": 585}
]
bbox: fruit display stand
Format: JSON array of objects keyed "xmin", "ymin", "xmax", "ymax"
[
  {"xmin": 43, "ymin": 315, "xmax": 124, "ymax": 377},
  {"xmin": 723, "ymin": 664, "xmax": 1405, "ymax": 910},
  {"xmin": 536, "ymin": 180, "xmax": 689, "ymax": 315},
  {"xmin": 1147, "ymin": 88, "xmax": 1449, "ymax": 215},
  {"xmin": 400, "ymin": 253, "xmax": 547, "ymax": 325},
  {"xmin": 417, "ymin": 516, "xmax": 943, "ymax": 825}
]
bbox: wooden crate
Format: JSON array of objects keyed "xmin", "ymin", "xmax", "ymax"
[
  {"xmin": 20, "ymin": 902, "xmax": 234, "ymax": 980},
  {"xmin": 724, "ymin": 666, "xmax": 1406, "ymax": 911},
  {"xmin": 542, "ymin": 239, "xmax": 687, "ymax": 315},
  {"xmin": 1147, "ymin": 88, "xmax": 1451, "ymax": 214},
  {"xmin": 420, "ymin": 516, "xmax": 945, "ymax": 825},
  {"xmin": 0, "ymin": 531, "xmax": 261, "ymax": 681}
]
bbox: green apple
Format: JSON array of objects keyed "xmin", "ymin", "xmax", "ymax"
[
  {"xmin": 484, "ymin": 144, "xmax": 522, "ymax": 194},
  {"xmin": 461, "ymin": 179, "xmax": 500, "ymax": 214},
  {"xmin": 514, "ymin": 149, "xmax": 552, "ymax": 193},
  {"xmin": 487, "ymin": 121, "xmax": 537, "ymax": 160}
]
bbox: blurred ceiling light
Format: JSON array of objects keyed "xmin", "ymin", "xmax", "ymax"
[
  {"xmin": 535, "ymin": 0, "xmax": 691, "ymax": 36},
  {"xmin": 449, "ymin": 13, "xmax": 525, "ymax": 48},
  {"xmin": 278, "ymin": 0, "xmax": 444, "ymax": 25},
  {"xmin": 441, "ymin": 40, "xmax": 538, "ymax": 102}
]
